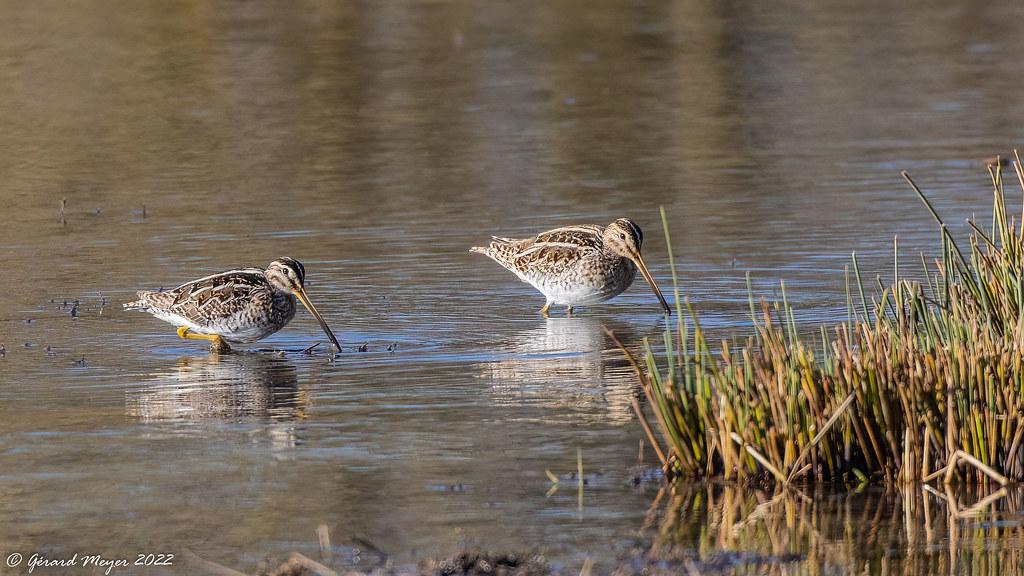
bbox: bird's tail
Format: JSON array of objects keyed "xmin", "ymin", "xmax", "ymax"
[
  {"xmin": 469, "ymin": 236, "xmax": 517, "ymax": 256},
  {"xmin": 123, "ymin": 290, "xmax": 164, "ymax": 311}
]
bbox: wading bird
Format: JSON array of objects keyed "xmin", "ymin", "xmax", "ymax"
[
  {"xmin": 124, "ymin": 257, "xmax": 341, "ymax": 353},
  {"xmin": 471, "ymin": 218, "xmax": 671, "ymax": 317}
]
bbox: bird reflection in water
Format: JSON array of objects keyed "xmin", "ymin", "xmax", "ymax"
[
  {"xmin": 483, "ymin": 317, "xmax": 656, "ymax": 425},
  {"xmin": 128, "ymin": 354, "xmax": 307, "ymax": 452}
]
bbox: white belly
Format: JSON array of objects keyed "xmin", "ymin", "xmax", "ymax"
[{"xmin": 521, "ymin": 257, "xmax": 637, "ymax": 306}]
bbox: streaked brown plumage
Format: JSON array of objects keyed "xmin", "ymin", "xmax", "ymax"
[
  {"xmin": 471, "ymin": 219, "xmax": 671, "ymax": 316},
  {"xmin": 124, "ymin": 257, "xmax": 341, "ymax": 353}
]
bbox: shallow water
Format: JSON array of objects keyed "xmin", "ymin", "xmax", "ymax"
[{"xmin": 2, "ymin": 0, "xmax": 1024, "ymax": 574}]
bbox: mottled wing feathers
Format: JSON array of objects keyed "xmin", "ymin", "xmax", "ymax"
[
  {"xmin": 531, "ymin": 225, "xmax": 604, "ymax": 248},
  {"xmin": 471, "ymin": 224, "xmax": 604, "ymax": 276},
  {"xmin": 126, "ymin": 269, "xmax": 273, "ymax": 325}
]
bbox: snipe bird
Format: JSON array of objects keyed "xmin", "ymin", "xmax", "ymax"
[
  {"xmin": 124, "ymin": 257, "xmax": 342, "ymax": 353},
  {"xmin": 471, "ymin": 218, "xmax": 671, "ymax": 317}
]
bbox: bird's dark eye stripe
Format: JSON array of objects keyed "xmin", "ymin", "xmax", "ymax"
[{"xmin": 630, "ymin": 221, "xmax": 643, "ymax": 245}]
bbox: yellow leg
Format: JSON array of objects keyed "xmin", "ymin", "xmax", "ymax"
[
  {"xmin": 540, "ymin": 303, "xmax": 551, "ymax": 318},
  {"xmin": 176, "ymin": 326, "xmax": 231, "ymax": 353}
]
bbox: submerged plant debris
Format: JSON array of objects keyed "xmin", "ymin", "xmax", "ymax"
[{"xmin": 425, "ymin": 551, "xmax": 551, "ymax": 576}]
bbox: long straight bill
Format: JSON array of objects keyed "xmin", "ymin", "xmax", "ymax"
[
  {"xmin": 294, "ymin": 287, "xmax": 342, "ymax": 352},
  {"xmin": 632, "ymin": 253, "xmax": 672, "ymax": 316}
]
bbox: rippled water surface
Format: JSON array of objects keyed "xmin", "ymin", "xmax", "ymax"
[{"xmin": 3, "ymin": 0, "xmax": 1024, "ymax": 574}]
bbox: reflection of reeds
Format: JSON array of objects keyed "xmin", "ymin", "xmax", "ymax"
[
  {"xmin": 634, "ymin": 483, "xmax": 1024, "ymax": 576},
  {"xmin": 620, "ymin": 157, "xmax": 1024, "ymax": 485}
]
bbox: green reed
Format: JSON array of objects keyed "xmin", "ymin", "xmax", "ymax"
[{"xmin": 618, "ymin": 156, "xmax": 1024, "ymax": 485}]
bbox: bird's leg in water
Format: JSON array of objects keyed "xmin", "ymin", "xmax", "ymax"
[{"xmin": 177, "ymin": 326, "xmax": 232, "ymax": 353}]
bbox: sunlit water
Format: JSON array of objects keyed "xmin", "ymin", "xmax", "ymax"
[{"xmin": 2, "ymin": 0, "xmax": 1024, "ymax": 574}]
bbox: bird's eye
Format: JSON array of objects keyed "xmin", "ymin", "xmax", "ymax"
[{"xmin": 619, "ymin": 233, "xmax": 627, "ymax": 240}]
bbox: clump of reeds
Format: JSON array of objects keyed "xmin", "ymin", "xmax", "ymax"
[{"xmin": 619, "ymin": 154, "xmax": 1024, "ymax": 486}]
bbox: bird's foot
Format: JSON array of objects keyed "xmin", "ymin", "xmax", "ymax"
[
  {"xmin": 540, "ymin": 304, "xmax": 551, "ymax": 318},
  {"xmin": 566, "ymin": 306, "xmax": 574, "ymax": 317},
  {"xmin": 176, "ymin": 326, "xmax": 232, "ymax": 354},
  {"xmin": 209, "ymin": 337, "xmax": 232, "ymax": 354}
]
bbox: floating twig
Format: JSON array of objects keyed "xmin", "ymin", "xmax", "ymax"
[{"xmin": 287, "ymin": 552, "xmax": 338, "ymax": 576}]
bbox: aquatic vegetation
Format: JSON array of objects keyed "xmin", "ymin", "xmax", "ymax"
[{"xmin": 620, "ymin": 156, "xmax": 1024, "ymax": 485}]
